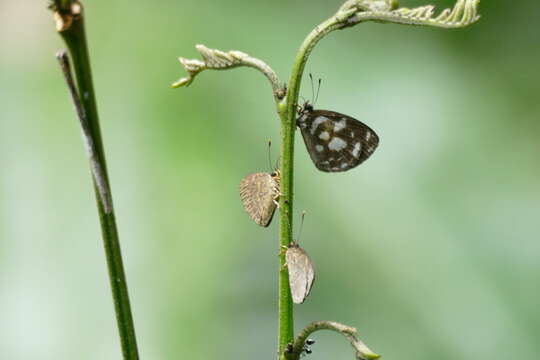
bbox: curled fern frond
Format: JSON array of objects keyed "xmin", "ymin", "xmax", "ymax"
[
  {"xmin": 172, "ymin": 45, "xmax": 234, "ymax": 88},
  {"xmin": 172, "ymin": 44, "xmax": 284, "ymax": 99},
  {"xmin": 343, "ymin": 0, "xmax": 480, "ymax": 29}
]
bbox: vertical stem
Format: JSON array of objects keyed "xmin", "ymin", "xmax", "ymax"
[
  {"xmin": 277, "ymin": 12, "xmax": 352, "ymax": 360},
  {"xmin": 52, "ymin": 3, "xmax": 140, "ymax": 359},
  {"xmin": 277, "ymin": 100, "xmax": 295, "ymax": 359}
]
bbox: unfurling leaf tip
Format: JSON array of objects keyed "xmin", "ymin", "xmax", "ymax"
[
  {"xmin": 360, "ymin": 351, "xmax": 381, "ymax": 360},
  {"xmin": 171, "ymin": 78, "xmax": 191, "ymax": 88}
]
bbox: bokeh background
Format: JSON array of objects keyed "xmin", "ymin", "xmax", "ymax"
[{"xmin": 1, "ymin": 0, "xmax": 539, "ymax": 359}]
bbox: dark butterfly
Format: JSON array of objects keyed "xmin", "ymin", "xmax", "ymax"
[{"xmin": 296, "ymin": 102, "xmax": 379, "ymax": 172}]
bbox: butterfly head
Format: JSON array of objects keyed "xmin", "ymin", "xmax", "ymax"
[
  {"xmin": 270, "ymin": 169, "xmax": 281, "ymax": 184},
  {"xmin": 298, "ymin": 101, "xmax": 314, "ymax": 115},
  {"xmin": 297, "ymin": 101, "xmax": 315, "ymax": 129}
]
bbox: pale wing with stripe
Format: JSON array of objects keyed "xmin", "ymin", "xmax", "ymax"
[
  {"xmin": 286, "ymin": 244, "xmax": 315, "ymax": 304},
  {"xmin": 239, "ymin": 172, "xmax": 280, "ymax": 227}
]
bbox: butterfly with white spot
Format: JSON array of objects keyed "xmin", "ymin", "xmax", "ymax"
[{"xmin": 296, "ymin": 102, "xmax": 380, "ymax": 172}]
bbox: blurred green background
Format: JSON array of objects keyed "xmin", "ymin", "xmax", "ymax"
[{"xmin": 1, "ymin": 0, "xmax": 539, "ymax": 359}]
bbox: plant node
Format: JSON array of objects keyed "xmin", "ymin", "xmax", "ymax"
[{"xmin": 49, "ymin": 0, "xmax": 82, "ymax": 32}]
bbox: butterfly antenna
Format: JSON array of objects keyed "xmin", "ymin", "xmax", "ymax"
[
  {"xmin": 314, "ymin": 78, "xmax": 322, "ymax": 106},
  {"xmin": 309, "ymin": 73, "xmax": 315, "ymax": 104},
  {"xmin": 296, "ymin": 211, "xmax": 307, "ymax": 244},
  {"xmin": 267, "ymin": 140, "xmax": 273, "ymax": 171},
  {"xmin": 298, "ymin": 95, "xmax": 307, "ymax": 112}
]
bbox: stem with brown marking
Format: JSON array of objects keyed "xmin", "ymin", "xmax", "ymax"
[{"xmin": 50, "ymin": 1, "xmax": 140, "ymax": 359}]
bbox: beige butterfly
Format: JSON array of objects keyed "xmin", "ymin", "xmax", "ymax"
[
  {"xmin": 286, "ymin": 242, "xmax": 315, "ymax": 304},
  {"xmin": 239, "ymin": 170, "xmax": 280, "ymax": 227}
]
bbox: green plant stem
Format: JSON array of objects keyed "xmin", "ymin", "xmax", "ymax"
[
  {"xmin": 52, "ymin": 3, "xmax": 140, "ymax": 359},
  {"xmin": 277, "ymin": 99, "xmax": 294, "ymax": 359},
  {"xmin": 277, "ymin": 10, "xmax": 356, "ymax": 360}
]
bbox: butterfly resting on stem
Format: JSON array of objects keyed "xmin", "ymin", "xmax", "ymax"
[
  {"xmin": 282, "ymin": 211, "xmax": 315, "ymax": 304},
  {"xmin": 296, "ymin": 76, "xmax": 380, "ymax": 172},
  {"xmin": 239, "ymin": 170, "xmax": 281, "ymax": 227}
]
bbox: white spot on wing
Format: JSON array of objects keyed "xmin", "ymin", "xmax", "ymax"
[
  {"xmin": 319, "ymin": 131, "xmax": 330, "ymax": 141},
  {"xmin": 315, "ymin": 145, "xmax": 324, "ymax": 152},
  {"xmin": 341, "ymin": 162, "xmax": 349, "ymax": 169},
  {"xmin": 352, "ymin": 142, "xmax": 361, "ymax": 158},
  {"xmin": 333, "ymin": 119, "xmax": 347, "ymax": 132},
  {"xmin": 366, "ymin": 132, "xmax": 372, "ymax": 141},
  {"xmin": 328, "ymin": 137, "xmax": 347, "ymax": 151},
  {"xmin": 310, "ymin": 116, "xmax": 327, "ymax": 135}
]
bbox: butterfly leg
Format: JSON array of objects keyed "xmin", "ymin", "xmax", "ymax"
[{"xmin": 273, "ymin": 186, "xmax": 282, "ymax": 208}]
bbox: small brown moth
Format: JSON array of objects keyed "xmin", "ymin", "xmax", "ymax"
[
  {"xmin": 286, "ymin": 242, "xmax": 315, "ymax": 304},
  {"xmin": 239, "ymin": 170, "xmax": 280, "ymax": 227}
]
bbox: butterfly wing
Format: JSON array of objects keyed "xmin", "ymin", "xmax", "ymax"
[
  {"xmin": 286, "ymin": 245, "xmax": 316, "ymax": 304},
  {"xmin": 239, "ymin": 172, "xmax": 279, "ymax": 227},
  {"xmin": 297, "ymin": 109, "xmax": 379, "ymax": 172}
]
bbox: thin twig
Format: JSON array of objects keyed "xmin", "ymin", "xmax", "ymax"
[
  {"xmin": 51, "ymin": 2, "xmax": 140, "ymax": 359},
  {"xmin": 56, "ymin": 51, "xmax": 112, "ymax": 213}
]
